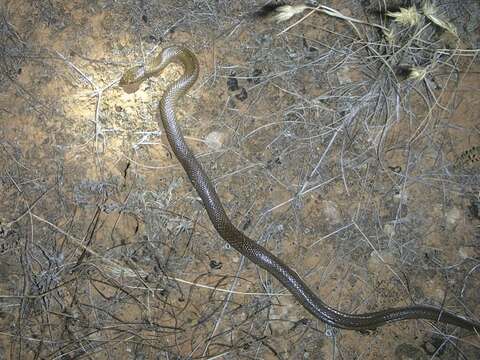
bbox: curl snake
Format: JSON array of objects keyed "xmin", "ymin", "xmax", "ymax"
[{"xmin": 120, "ymin": 45, "xmax": 479, "ymax": 332}]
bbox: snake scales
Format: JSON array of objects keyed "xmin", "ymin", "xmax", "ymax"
[{"xmin": 120, "ymin": 45, "xmax": 479, "ymax": 332}]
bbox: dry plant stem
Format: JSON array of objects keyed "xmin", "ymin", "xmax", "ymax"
[
  {"xmin": 277, "ymin": 5, "xmax": 388, "ymax": 38},
  {"xmin": 55, "ymin": 50, "xmax": 106, "ymax": 154},
  {"xmin": 5, "ymin": 184, "xmax": 56, "ymax": 227},
  {"xmin": 28, "ymin": 212, "xmax": 280, "ymax": 297},
  {"xmin": 201, "ymin": 256, "xmax": 246, "ymax": 357}
]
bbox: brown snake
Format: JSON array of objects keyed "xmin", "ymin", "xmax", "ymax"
[{"xmin": 120, "ymin": 45, "xmax": 479, "ymax": 332}]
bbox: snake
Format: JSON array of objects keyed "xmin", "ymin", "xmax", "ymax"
[{"xmin": 120, "ymin": 45, "xmax": 479, "ymax": 332}]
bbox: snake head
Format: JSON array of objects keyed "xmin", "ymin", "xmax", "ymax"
[{"xmin": 119, "ymin": 65, "xmax": 147, "ymax": 92}]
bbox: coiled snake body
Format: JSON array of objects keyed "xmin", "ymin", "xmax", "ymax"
[{"xmin": 120, "ymin": 45, "xmax": 479, "ymax": 331}]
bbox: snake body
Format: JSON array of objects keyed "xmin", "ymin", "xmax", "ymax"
[{"xmin": 120, "ymin": 45, "xmax": 479, "ymax": 331}]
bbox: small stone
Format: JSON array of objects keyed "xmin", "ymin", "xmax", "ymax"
[
  {"xmin": 320, "ymin": 200, "xmax": 342, "ymax": 224},
  {"xmin": 384, "ymin": 223, "xmax": 396, "ymax": 237},
  {"xmin": 205, "ymin": 131, "xmax": 227, "ymax": 150},
  {"xmin": 445, "ymin": 207, "xmax": 461, "ymax": 226}
]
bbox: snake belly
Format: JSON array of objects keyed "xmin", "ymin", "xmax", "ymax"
[{"xmin": 120, "ymin": 45, "xmax": 480, "ymax": 332}]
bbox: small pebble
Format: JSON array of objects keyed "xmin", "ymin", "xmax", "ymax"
[
  {"xmin": 445, "ymin": 207, "xmax": 461, "ymax": 226},
  {"xmin": 205, "ymin": 131, "xmax": 226, "ymax": 150}
]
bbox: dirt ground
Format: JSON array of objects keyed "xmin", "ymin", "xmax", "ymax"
[{"xmin": 0, "ymin": 0, "xmax": 479, "ymax": 359}]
